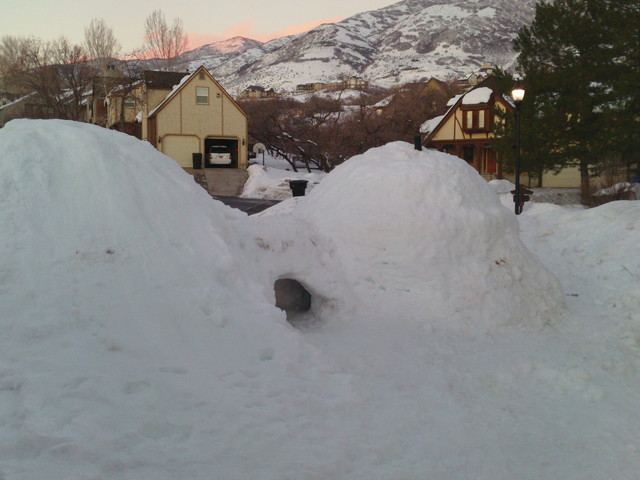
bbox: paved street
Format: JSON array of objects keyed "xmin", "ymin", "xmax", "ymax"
[
  {"xmin": 212, "ymin": 196, "xmax": 281, "ymax": 215},
  {"xmin": 184, "ymin": 168, "xmax": 281, "ymax": 214}
]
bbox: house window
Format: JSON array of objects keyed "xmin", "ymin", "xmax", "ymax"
[
  {"xmin": 462, "ymin": 144, "xmax": 475, "ymax": 164},
  {"xmin": 463, "ymin": 108, "xmax": 490, "ymax": 132},
  {"xmin": 124, "ymin": 97, "xmax": 135, "ymax": 108},
  {"xmin": 196, "ymin": 87, "xmax": 209, "ymax": 105},
  {"xmin": 478, "ymin": 110, "xmax": 485, "ymax": 129}
]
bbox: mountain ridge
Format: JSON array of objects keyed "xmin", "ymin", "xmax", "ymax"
[{"xmin": 178, "ymin": 0, "xmax": 537, "ymax": 93}]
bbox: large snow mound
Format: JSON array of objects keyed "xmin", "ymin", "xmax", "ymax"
[
  {"xmin": 296, "ymin": 142, "xmax": 565, "ymax": 330},
  {"xmin": 0, "ymin": 120, "xmax": 334, "ymax": 479},
  {"xmin": 7, "ymin": 121, "xmax": 632, "ymax": 480}
]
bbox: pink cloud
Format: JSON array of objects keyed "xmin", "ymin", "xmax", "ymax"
[{"xmin": 187, "ymin": 17, "xmax": 342, "ymax": 49}]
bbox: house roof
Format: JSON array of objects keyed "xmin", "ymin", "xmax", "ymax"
[
  {"xmin": 0, "ymin": 92, "xmax": 37, "ymax": 111},
  {"xmin": 147, "ymin": 66, "xmax": 247, "ymax": 120},
  {"xmin": 422, "ymin": 76, "xmax": 511, "ymax": 142},
  {"xmin": 143, "ymin": 70, "xmax": 190, "ymax": 90},
  {"xmin": 419, "ymin": 114, "xmax": 445, "ymax": 135},
  {"xmin": 462, "ymin": 87, "xmax": 493, "ymax": 105}
]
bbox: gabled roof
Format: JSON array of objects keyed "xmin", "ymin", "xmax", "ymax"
[
  {"xmin": 147, "ymin": 65, "xmax": 247, "ymax": 120},
  {"xmin": 143, "ymin": 70, "xmax": 190, "ymax": 90},
  {"xmin": 422, "ymin": 76, "xmax": 511, "ymax": 141},
  {"xmin": 0, "ymin": 92, "xmax": 36, "ymax": 111}
]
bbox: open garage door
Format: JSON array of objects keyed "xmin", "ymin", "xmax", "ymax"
[
  {"xmin": 204, "ymin": 138, "xmax": 239, "ymax": 168},
  {"xmin": 162, "ymin": 135, "xmax": 200, "ymax": 168}
]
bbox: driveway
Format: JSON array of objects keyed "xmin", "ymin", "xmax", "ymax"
[
  {"xmin": 184, "ymin": 168, "xmax": 281, "ymax": 214},
  {"xmin": 212, "ymin": 196, "xmax": 280, "ymax": 215}
]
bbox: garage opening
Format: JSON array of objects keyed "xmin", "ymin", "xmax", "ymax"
[
  {"xmin": 204, "ymin": 137, "xmax": 239, "ymax": 168},
  {"xmin": 274, "ymin": 278, "xmax": 312, "ymax": 327}
]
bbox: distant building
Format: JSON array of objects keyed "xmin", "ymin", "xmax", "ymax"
[
  {"xmin": 374, "ymin": 78, "xmax": 451, "ymax": 116},
  {"xmin": 296, "ymin": 83, "xmax": 329, "ymax": 93},
  {"xmin": 240, "ymin": 86, "xmax": 278, "ymax": 99},
  {"xmin": 456, "ymin": 63, "xmax": 497, "ymax": 92},
  {"xmin": 345, "ymin": 76, "xmax": 368, "ymax": 89},
  {"xmin": 0, "ymin": 93, "xmax": 56, "ymax": 128}
]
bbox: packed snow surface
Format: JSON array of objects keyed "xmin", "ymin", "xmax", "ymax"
[{"xmin": 1, "ymin": 120, "xmax": 639, "ymax": 480}]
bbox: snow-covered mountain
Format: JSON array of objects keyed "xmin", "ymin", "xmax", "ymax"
[{"xmin": 181, "ymin": 0, "xmax": 537, "ymax": 93}]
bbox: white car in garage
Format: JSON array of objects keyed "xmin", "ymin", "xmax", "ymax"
[{"xmin": 208, "ymin": 145, "xmax": 232, "ymax": 165}]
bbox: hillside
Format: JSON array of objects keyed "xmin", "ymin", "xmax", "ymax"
[{"xmin": 179, "ymin": 0, "xmax": 537, "ymax": 93}]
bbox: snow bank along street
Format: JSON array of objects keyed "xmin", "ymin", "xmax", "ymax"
[{"xmin": 1, "ymin": 120, "xmax": 638, "ymax": 480}]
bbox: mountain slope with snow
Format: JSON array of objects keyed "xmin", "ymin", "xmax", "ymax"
[{"xmin": 181, "ymin": 0, "xmax": 537, "ymax": 92}]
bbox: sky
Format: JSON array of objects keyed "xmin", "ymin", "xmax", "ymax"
[{"xmin": 2, "ymin": 0, "xmax": 396, "ymax": 52}]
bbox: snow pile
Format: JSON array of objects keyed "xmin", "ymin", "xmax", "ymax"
[
  {"xmin": 241, "ymin": 163, "xmax": 324, "ymax": 199},
  {"xmin": 296, "ymin": 142, "xmax": 565, "ymax": 331},
  {"xmin": 488, "ymin": 178, "xmax": 515, "ymax": 194},
  {"xmin": 0, "ymin": 120, "xmax": 335, "ymax": 479},
  {"xmin": 522, "ymin": 201, "xmax": 640, "ymax": 328},
  {"xmin": 1, "ymin": 120, "xmax": 638, "ymax": 480}
]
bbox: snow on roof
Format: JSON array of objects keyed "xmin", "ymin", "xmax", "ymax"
[
  {"xmin": 419, "ymin": 114, "xmax": 444, "ymax": 134},
  {"xmin": 420, "ymin": 93, "xmax": 463, "ymax": 135},
  {"xmin": 147, "ymin": 73, "xmax": 191, "ymax": 117},
  {"xmin": 0, "ymin": 92, "xmax": 36, "ymax": 111},
  {"xmin": 446, "ymin": 94, "xmax": 463, "ymax": 107},
  {"xmin": 373, "ymin": 96, "xmax": 392, "ymax": 108},
  {"xmin": 462, "ymin": 87, "xmax": 493, "ymax": 105}
]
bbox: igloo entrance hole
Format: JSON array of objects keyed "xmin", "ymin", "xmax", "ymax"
[{"xmin": 274, "ymin": 278, "xmax": 312, "ymax": 326}]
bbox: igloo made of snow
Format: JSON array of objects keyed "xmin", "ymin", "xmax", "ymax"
[{"xmin": 295, "ymin": 142, "xmax": 565, "ymax": 331}]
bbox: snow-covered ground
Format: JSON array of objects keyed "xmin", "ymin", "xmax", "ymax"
[
  {"xmin": 243, "ymin": 152, "xmax": 325, "ymax": 200},
  {"xmin": 1, "ymin": 120, "xmax": 638, "ymax": 480}
]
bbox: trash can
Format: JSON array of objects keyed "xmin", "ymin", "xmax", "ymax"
[
  {"xmin": 289, "ymin": 179, "xmax": 309, "ymax": 197},
  {"xmin": 192, "ymin": 153, "xmax": 203, "ymax": 169}
]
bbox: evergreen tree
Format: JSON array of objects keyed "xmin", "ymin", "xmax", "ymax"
[{"xmin": 513, "ymin": 0, "xmax": 639, "ymax": 202}]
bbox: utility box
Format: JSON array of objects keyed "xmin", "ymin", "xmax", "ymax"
[
  {"xmin": 289, "ymin": 180, "xmax": 309, "ymax": 197},
  {"xmin": 511, "ymin": 186, "xmax": 533, "ymax": 204},
  {"xmin": 192, "ymin": 153, "xmax": 203, "ymax": 169}
]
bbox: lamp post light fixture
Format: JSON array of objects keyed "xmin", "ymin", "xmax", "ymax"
[{"xmin": 511, "ymin": 83, "xmax": 525, "ymax": 215}]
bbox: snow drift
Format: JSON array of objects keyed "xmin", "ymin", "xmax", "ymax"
[
  {"xmin": 295, "ymin": 142, "xmax": 565, "ymax": 330},
  {"xmin": 6, "ymin": 120, "xmax": 634, "ymax": 480},
  {"xmin": 0, "ymin": 120, "xmax": 333, "ymax": 479}
]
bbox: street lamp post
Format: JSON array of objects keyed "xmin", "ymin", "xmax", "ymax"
[{"xmin": 511, "ymin": 83, "xmax": 525, "ymax": 215}]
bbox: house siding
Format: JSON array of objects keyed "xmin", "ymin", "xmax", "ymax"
[{"xmin": 149, "ymin": 67, "xmax": 248, "ymax": 169}]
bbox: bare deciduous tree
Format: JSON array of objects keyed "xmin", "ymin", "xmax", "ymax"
[
  {"xmin": 51, "ymin": 37, "xmax": 92, "ymax": 120},
  {"xmin": 143, "ymin": 10, "xmax": 188, "ymax": 71},
  {"xmin": 84, "ymin": 18, "xmax": 121, "ymax": 72},
  {"xmin": 239, "ymin": 80, "xmax": 453, "ymax": 173},
  {"xmin": 0, "ymin": 35, "xmax": 92, "ymax": 120}
]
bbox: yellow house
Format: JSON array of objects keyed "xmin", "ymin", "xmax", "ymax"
[
  {"xmin": 422, "ymin": 77, "xmax": 510, "ymax": 179},
  {"xmin": 423, "ymin": 76, "xmax": 586, "ymax": 188},
  {"xmin": 145, "ymin": 66, "xmax": 248, "ymax": 169},
  {"xmin": 104, "ymin": 67, "xmax": 248, "ymax": 169}
]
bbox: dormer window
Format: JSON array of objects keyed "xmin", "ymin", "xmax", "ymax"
[
  {"xmin": 196, "ymin": 87, "xmax": 209, "ymax": 105},
  {"xmin": 124, "ymin": 97, "xmax": 135, "ymax": 108},
  {"xmin": 463, "ymin": 107, "xmax": 490, "ymax": 132}
]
